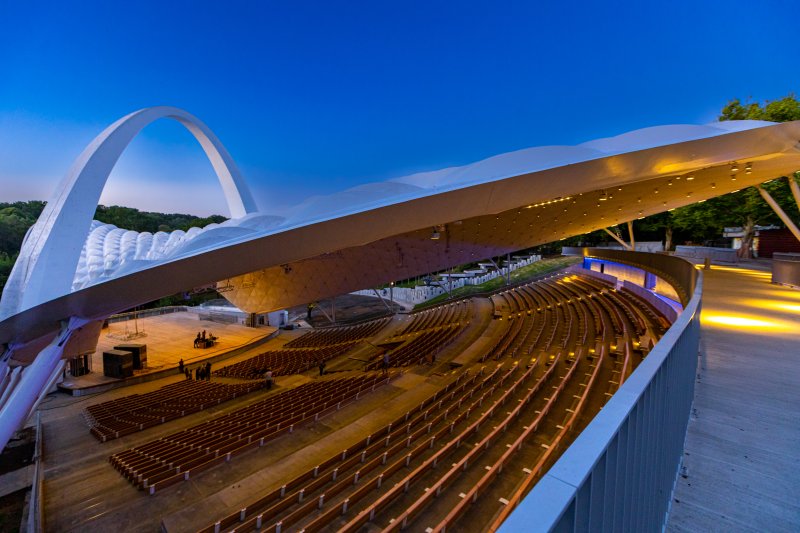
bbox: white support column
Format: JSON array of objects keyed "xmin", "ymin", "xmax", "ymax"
[
  {"xmin": 0, "ymin": 349, "xmax": 10, "ymax": 394},
  {"xmin": 25, "ymin": 360, "xmax": 66, "ymax": 423},
  {"xmin": 315, "ymin": 303, "xmax": 334, "ymax": 325},
  {"xmin": 434, "ymin": 279, "xmax": 453, "ymax": 298},
  {"xmin": 787, "ymin": 173, "xmax": 800, "ymax": 212},
  {"xmin": 627, "ymin": 221, "xmax": 636, "ymax": 252},
  {"xmin": 487, "ymin": 257, "xmax": 507, "ymax": 285},
  {"xmin": 371, "ymin": 288, "xmax": 394, "ymax": 313},
  {"xmin": 603, "ymin": 228, "xmax": 632, "ymax": 250},
  {"xmin": 449, "ymin": 267, "xmax": 453, "ymax": 295},
  {"xmin": 756, "ymin": 185, "xmax": 800, "ymax": 243},
  {"xmin": 0, "ymin": 317, "xmax": 88, "ymax": 452}
]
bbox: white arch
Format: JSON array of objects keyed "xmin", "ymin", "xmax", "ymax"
[{"xmin": 0, "ymin": 106, "xmax": 258, "ymax": 319}]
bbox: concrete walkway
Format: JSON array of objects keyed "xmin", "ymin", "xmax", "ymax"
[{"xmin": 666, "ymin": 265, "xmax": 800, "ymax": 532}]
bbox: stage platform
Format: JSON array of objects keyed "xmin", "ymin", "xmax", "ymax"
[{"xmin": 58, "ymin": 312, "xmax": 278, "ymax": 396}]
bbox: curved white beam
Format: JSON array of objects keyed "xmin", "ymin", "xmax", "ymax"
[
  {"xmin": 0, "ymin": 107, "xmax": 258, "ymax": 319},
  {"xmin": 0, "ymin": 317, "xmax": 88, "ymax": 453}
]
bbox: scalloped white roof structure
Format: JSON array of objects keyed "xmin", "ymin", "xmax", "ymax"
[
  {"xmin": 2, "ymin": 106, "xmax": 800, "ymax": 463},
  {"xmin": 2, "ymin": 109, "xmax": 800, "ymax": 348},
  {"xmin": 72, "ymin": 214, "xmax": 285, "ymax": 291}
]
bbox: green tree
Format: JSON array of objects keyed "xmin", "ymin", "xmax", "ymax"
[
  {"xmin": 670, "ymin": 179, "xmax": 797, "ymax": 250},
  {"xmin": 652, "ymin": 92, "xmax": 800, "ymax": 257},
  {"xmin": 719, "ymin": 93, "xmax": 800, "ymax": 122},
  {"xmin": 634, "ymin": 212, "xmax": 676, "ymax": 250}
]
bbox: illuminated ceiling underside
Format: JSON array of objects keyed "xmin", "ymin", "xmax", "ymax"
[{"xmin": 219, "ymin": 121, "xmax": 800, "ymax": 314}]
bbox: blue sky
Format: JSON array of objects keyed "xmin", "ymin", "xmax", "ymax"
[{"xmin": 1, "ymin": 1, "xmax": 798, "ymax": 216}]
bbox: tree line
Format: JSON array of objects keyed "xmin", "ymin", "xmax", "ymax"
[{"xmin": 0, "ymin": 203, "xmax": 226, "ymax": 292}]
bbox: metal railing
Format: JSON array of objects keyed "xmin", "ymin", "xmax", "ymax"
[
  {"xmin": 500, "ymin": 248, "xmax": 702, "ymax": 532},
  {"xmin": 107, "ymin": 305, "xmax": 189, "ymax": 324}
]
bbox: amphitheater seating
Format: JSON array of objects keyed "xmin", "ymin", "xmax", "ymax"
[
  {"xmin": 354, "ymin": 300, "xmax": 471, "ymax": 371},
  {"xmin": 366, "ymin": 325, "xmax": 463, "ymax": 370},
  {"xmin": 284, "ymin": 317, "xmax": 391, "ymax": 348},
  {"xmin": 213, "ymin": 317, "xmax": 394, "ymax": 380},
  {"xmin": 84, "ymin": 380, "xmax": 263, "ymax": 442},
  {"xmin": 195, "ymin": 369, "xmax": 486, "ymax": 533},
  {"xmin": 213, "ymin": 343, "xmax": 357, "ymax": 379},
  {"xmin": 398, "ymin": 301, "xmax": 471, "ymax": 335},
  {"xmin": 328, "ymin": 276, "xmax": 662, "ymax": 531},
  {"xmin": 110, "ymin": 373, "xmax": 395, "ymax": 494},
  {"xmin": 157, "ymin": 270, "xmax": 674, "ymax": 532},
  {"xmin": 445, "ymin": 341, "xmax": 606, "ymax": 531}
]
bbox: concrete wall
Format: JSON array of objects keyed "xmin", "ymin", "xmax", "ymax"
[
  {"xmin": 353, "ymin": 255, "xmax": 542, "ymax": 304},
  {"xmin": 772, "ymin": 255, "xmax": 800, "ymax": 288},
  {"xmin": 580, "ymin": 257, "xmax": 681, "ymax": 304},
  {"xmin": 622, "ymin": 280, "xmax": 680, "ymax": 322},
  {"xmin": 675, "ymin": 246, "xmax": 737, "ymax": 262},
  {"xmin": 597, "ymin": 241, "xmax": 665, "ymax": 253},
  {"xmin": 594, "ymin": 260, "xmax": 647, "ymax": 286}
]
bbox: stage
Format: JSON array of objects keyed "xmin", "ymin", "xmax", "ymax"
[{"xmin": 58, "ymin": 311, "xmax": 278, "ymax": 395}]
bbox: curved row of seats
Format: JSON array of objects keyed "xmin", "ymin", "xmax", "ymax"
[
  {"xmin": 196, "ymin": 342, "xmax": 592, "ymax": 533},
  {"xmin": 110, "ymin": 373, "xmax": 395, "ymax": 494},
  {"xmin": 399, "ymin": 301, "xmax": 472, "ymax": 335},
  {"xmin": 440, "ymin": 336, "xmax": 607, "ymax": 531},
  {"xmin": 213, "ymin": 343, "xmax": 357, "ymax": 379},
  {"xmin": 84, "ymin": 380, "xmax": 263, "ymax": 442},
  {"xmin": 199, "ymin": 364, "xmax": 524, "ymax": 532},
  {"xmin": 194, "ymin": 370, "xmax": 481, "ymax": 533},
  {"xmin": 284, "ymin": 317, "xmax": 391, "ymax": 348},
  {"xmin": 365, "ymin": 325, "xmax": 464, "ymax": 371},
  {"xmin": 336, "ymin": 356, "xmax": 570, "ymax": 533},
  {"xmin": 325, "ymin": 274, "xmax": 667, "ymax": 531},
  {"xmin": 487, "ymin": 274, "xmax": 667, "ymax": 362},
  {"xmin": 125, "ymin": 268, "xmax": 673, "ymax": 532},
  {"xmin": 182, "ymin": 272, "xmax": 671, "ymax": 532}
]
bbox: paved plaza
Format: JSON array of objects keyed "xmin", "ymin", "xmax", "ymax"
[{"xmin": 667, "ymin": 265, "xmax": 800, "ymax": 532}]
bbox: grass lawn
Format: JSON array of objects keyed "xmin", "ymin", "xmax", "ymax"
[{"xmin": 413, "ymin": 255, "xmax": 580, "ymax": 310}]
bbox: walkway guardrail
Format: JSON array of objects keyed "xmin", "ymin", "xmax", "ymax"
[{"xmin": 501, "ymin": 248, "xmax": 702, "ymax": 532}]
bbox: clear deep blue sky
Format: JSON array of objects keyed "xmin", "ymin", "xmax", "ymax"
[{"xmin": 1, "ymin": 1, "xmax": 798, "ymax": 216}]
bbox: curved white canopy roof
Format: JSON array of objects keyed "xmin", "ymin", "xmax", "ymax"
[
  {"xmin": 2, "ymin": 109, "xmax": 800, "ymax": 348},
  {"xmin": 56, "ymin": 120, "xmax": 790, "ymax": 293}
]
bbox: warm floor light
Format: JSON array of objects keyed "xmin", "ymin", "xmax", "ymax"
[
  {"xmin": 709, "ymin": 265, "xmax": 772, "ymax": 279},
  {"xmin": 769, "ymin": 302, "xmax": 800, "ymax": 313},
  {"xmin": 702, "ymin": 313, "xmax": 797, "ymax": 333},
  {"xmin": 743, "ymin": 299, "xmax": 800, "ymax": 314},
  {"xmin": 703, "ymin": 315, "xmax": 771, "ymax": 328}
]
